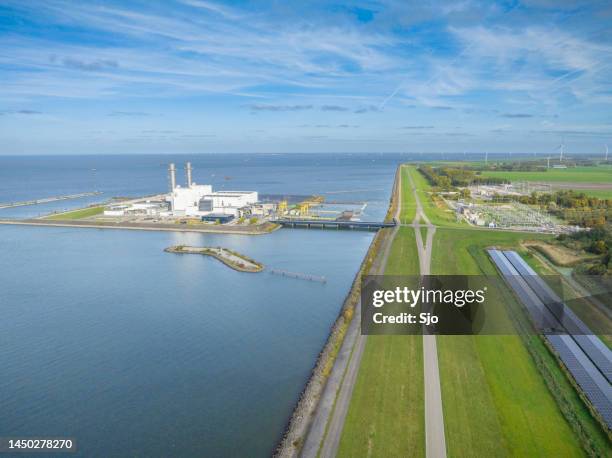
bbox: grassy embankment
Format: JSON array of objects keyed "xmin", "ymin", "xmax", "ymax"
[
  {"xmin": 339, "ymin": 163, "xmax": 608, "ymax": 457},
  {"xmin": 399, "ymin": 166, "xmax": 417, "ymax": 224},
  {"xmin": 337, "ymin": 167, "xmax": 425, "ymax": 457},
  {"xmin": 432, "ymin": 229, "xmax": 608, "ymax": 456},
  {"xmin": 480, "ymin": 165, "xmax": 612, "ymax": 199},
  {"xmin": 45, "ymin": 206, "xmax": 104, "ymax": 220},
  {"xmin": 407, "ymin": 165, "xmax": 466, "ymax": 227},
  {"xmin": 423, "ymin": 163, "xmax": 610, "ymax": 455},
  {"xmin": 337, "ymin": 228, "xmax": 424, "ymax": 457},
  {"xmin": 410, "ymin": 164, "xmax": 596, "ymax": 455}
]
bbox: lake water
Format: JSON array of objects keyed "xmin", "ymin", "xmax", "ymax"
[{"xmin": 0, "ymin": 153, "xmax": 411, "ymax": 457}]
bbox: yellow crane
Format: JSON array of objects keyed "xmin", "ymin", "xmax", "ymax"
[
  {"xmin": 297, "ymin": 202, "xmax": 310, "ymax": 216},
  {"xmin": 277, "ymin": 200, "xmax": 288, "ymax": 215},
  {"xmin": 296, "ymin": 195, "xmax": 324, "ymax": 217},
  {"xmin": 309, "ymin": 195, "xmax": 324, "ymax": 204}
]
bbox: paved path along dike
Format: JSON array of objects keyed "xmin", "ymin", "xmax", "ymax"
[
  {"xmin": 301, "ymin": 166, "xmax": 403, "ymax": 458},
  {"xmin": 407, "ymin": 168, "xmax": 447, "ymax": 458}
]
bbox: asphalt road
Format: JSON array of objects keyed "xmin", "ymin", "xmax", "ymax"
[
  {"xmin": 304, "ymin": 166, "xmax": 447, "ymax": 458},
  {"xmin": 407, "ymin": 168, "xmax": 447, "ymax": 458}
]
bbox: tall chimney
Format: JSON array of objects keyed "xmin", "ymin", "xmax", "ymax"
[
  {"xmin": 186, "ymin": 162, "xmax": 193, "ymax": 187},
  {"xmin": 168, "ymin": 163, "xmax": 176, "ymax": 192}
]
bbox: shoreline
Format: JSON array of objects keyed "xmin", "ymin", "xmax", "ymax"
[
  {"xmin": 273, "ymin": 167, "xmax": 400, "ymax": 457},
  {"xmin": 0, "ymin": 218, "xmax": 281, "ymax": 235}
]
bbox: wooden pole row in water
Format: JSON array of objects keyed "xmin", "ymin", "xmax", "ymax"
[{"xmin": 268, "ymin": 268, "xmax": 327, "ymax": 283}]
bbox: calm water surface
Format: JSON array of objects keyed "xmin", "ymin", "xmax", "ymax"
[{"xmin": 0, "ymin": 154, "xmax": 404, "ymax": 456}]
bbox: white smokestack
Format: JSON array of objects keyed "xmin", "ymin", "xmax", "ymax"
[
  {"xmin": 186, "ymin": 162, "xmax": 193, "ymax": 187},
  {"xmin": 168, "ymin": 163, "xmax": 176, "ymax": 192}
]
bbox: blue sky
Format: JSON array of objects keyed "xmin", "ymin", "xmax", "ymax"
[{"xmin": 1, "ymin": 0, "xmax": 611, "ymax": 155}]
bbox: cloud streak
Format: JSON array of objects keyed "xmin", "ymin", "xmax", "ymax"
[
  {"xmin": 321, "ymin": 105, "xmax": 350, "ymax": 111},
  {"xmin": 249, "ymin": 104, "xmax": 313, "ymax": 112},
  {"xmin": 108, "ymin": 111, "xmax": 150, "ymax": 117},
  {"xmin": 60, "ymin": 57, "xmax": 119, "ymax": 72},
  {"xmin": 501, "ymin": 113, "xmax": 533, "ymax": 118},
  {"xmin": 1, "ymin": 109, "xmax": 43, "ymax": 115}
]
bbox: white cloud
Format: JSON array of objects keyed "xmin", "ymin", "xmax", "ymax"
[{"xmin": 2, "ymin": 0, "xmax": 611, "ymax": 153}]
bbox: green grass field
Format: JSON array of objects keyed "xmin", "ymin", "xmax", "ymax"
[
  {"xmin": 399, "ymin": 166, "xmax": 417, "ymax": 224},
  {"xmin": 406, "ymin": 166, "xmax": 466, "ymax": 228},
  {"xmin": 510, "ymin": 251, "xmax": 611, "ymax": 454},
  {"xmin": 45, "ymin": 206, "xmax": 104, "ymax": 220},
  {"xmin": 432, "ymin": 229, "xmax": 585, "ymax": 457},
  {"xmin": 384, "ymin": 227, "xmax": 420, "ymax": 276},
  {"xmin": 337, "ymin": 163, "xmax": 607, "ymax": 457},
  {"xmin": 481, "ymin": 166, "xmax": 612, "ymax": 199},
  {"xmin": 337, "ymin": 334, "xmax": 424, "ymax": 457},
  {"xmin": 570, "ymin": 189, "xmax": 612, "ymax": 199},
  {"xmin": 480, "ymin": 165, "xmax": 612, "ymax": 184},
  {"xmin": 338, "ymin": 228, "xmax": 425, "ymax": 457}
]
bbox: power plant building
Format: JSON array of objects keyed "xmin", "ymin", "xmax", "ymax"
[
  {"xmin": 199, "ymin": 191, "xmax": 258, "ymax": 216},
  {"xmin": 169, "ymin": 184, "xmax": 213, "ymax": 216},
  {"xmin": 167, "ymin": 162, "xmax": 258, "ymax": 217},
  {"xmin": 104, "ymin": 162, "xmax": 259, "ymax": 219}
]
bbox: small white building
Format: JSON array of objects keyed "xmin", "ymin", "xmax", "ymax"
[
  {"xmin": 104, "ymin": 205, "xmax": 129, "ymax": 216},
  {"xmin": 104, "ymin": 201, "xmax": 167, "ymax": 217},
  {"xmin": 250, "ymin": 202, "xmax": 276, "ymax": 217},
  {"xmin": 199, "ymin": 191, "xmax": 258, "ymax": 216}
]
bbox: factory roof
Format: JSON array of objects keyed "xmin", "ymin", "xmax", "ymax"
[{"xmin": 205, "ymin": 191, "xmax": 257, "ymax": 196}]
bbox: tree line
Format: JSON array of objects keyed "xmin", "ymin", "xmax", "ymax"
[
  {"xmin": 558, "ymin": 225, "xmax": 611, "ymax": 275},
  {"xmin": 418, "ymin": 165, "xmax": 508, "ymax": 190}
]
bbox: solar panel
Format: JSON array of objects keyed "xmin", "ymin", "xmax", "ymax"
[
  {"xmin": 548, "ymin": 335, "xmax": 612, "ymax": 427},
  {"xmin": 488, "ymin": 249, "xmax": 612, "ymax": 428},
  {"xmin": 488, "ymin": 250, "xmax": 559, "ymax": 330},
  {"xmin": 502, "ymin": 251, "xmax": 612, "ymax": 384}
]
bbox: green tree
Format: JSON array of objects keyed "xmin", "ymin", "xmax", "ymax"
[{"xmin": 590, "ymin": 240, "xmax": 607, "ymax": 255}]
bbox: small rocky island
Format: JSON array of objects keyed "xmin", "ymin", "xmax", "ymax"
[{"xmin": 164, "ymin": 245, "xmax": 264, "ymax": 273}]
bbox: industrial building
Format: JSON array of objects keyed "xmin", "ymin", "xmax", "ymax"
[
  {"xmin": 99, "ymin": 162, "xmax": 362, "ymax": 225},
  {"xmin": 166, "ymin": 162, "xmax": 257, "ymax": 217},
  {"xmin": 104, "ymin": 201, "xmax": 167, "ymax": 217},
  {"xmin": 104, "ymin": 162, "xmax": 259, "ymax": 221},
  {"xmin": 198, "ymin": 191, "xmax": 259, "ymax": 217}
]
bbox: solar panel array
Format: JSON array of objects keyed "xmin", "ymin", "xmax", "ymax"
[
  {"xmin": 488, "ymin": 249, "xmax": 612, "ymax": 428},
  {"xmin": 502, "ymin": 251, "xmax": 612, "ymax": 384},
  {"xmin": 547, "ymin": 335, "xmax": 612, "ymax": 425}
]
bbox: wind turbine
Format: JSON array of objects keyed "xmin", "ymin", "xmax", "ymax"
[
  {"xmin": 547, "ymin": 156, "xmax": 551, "ymax": 169},
  {"xmin": 605, "ymin": 144, "xmax": 609, "ymax": 161},
  {"xmin": 558, "ymin": 139, "xmax": 565, "ymax": 162},
  {"xmin": 485, "ymin": 151, "xmax": 488, "ymax": 165}
]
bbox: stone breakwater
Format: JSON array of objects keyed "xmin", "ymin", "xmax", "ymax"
[
  {"xmin": 0, "ymin": 218, "xmax": 280, "ymax": 235},
  {"xmin": 164, "ymin": 245, "xmax": 264, "ymax": 273},
  {"xmin": 273, "ymin": 168, "xmax": 399, "ymax": 458}
]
